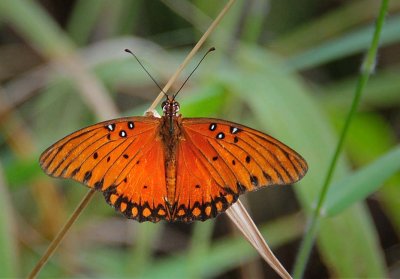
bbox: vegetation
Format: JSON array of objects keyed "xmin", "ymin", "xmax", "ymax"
[{"xmin": 0, "ymin": 0, "xmax": 399, "ymax": 278}]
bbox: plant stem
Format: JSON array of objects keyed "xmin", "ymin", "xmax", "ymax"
[
  {"xmin": 292, "ymin": 0, "xmax": 389, "ymax": 277},
  {"xmin": 147, "ymin": 0, "xmax": 235, "ymax": 111},
  {"xmin": 28, "ymin": 1, "xmax": 236, "ymax": 278},
  {"xmin": 28, "ymin": 189, "xmax": 96, "ymax": 279}
]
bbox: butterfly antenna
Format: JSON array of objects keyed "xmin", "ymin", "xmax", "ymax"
[
  {"xmin": 173, "ymin": 47, "xmax": 216, "ymax": 100},
  {"xmin": 124, "ymin": 49, "xmax": 168, "ymax": 97}
]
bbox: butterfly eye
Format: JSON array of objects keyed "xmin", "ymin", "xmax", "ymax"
[
  {"xmin": 161, "ymin": 101, "xmax": 168, "ymax": 111},
  {"xmin": 174, "ymin": 103, "xmax": 180, "ymax": 112}
]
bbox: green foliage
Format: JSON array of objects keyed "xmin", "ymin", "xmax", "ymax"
[
  {"xmin": 0, "ymin": 0, "xmax": 399, "ymax": 278},
  {"xmin": 324, "ymin": 146, "xmax": 400, "ymax": 216}
]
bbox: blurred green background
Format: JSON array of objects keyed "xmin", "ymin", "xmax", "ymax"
[{"xmin": 0, "ymin": 0, "xmax": 399, "ymax": 278}]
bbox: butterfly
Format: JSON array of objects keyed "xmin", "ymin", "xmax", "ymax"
[{"xmin": 39, "ymin": 94, "xmax": 308, "ymax": 223}]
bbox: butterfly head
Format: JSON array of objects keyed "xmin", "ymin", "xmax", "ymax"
[{"xmin": 161, "ymin": 97, "xmax": 180, "ymax": 117}]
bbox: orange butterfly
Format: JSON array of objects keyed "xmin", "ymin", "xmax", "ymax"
[{"xmin": 39, "ymin": 95, "xmax": 308, "ymax": 223}]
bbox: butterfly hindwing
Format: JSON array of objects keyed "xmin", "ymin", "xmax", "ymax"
[
  {"xmin": 39, "ymin": 116, "xmax": 169, "ymax": 222},
  {"xmin": 173, "ymin": 137, "xmax": 239, "ymax": 222},
  {"xmin": 103, "ymin": 139, "xmax": 169, "ymax": 222}
]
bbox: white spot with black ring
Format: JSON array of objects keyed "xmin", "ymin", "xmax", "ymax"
[
  {"xmin": 107, "ymin": 124, "xmax": 115, "ymax": 131},
  {"xmin": 231, "ymin": 127, "xmax": 239, "ymax": 134}
]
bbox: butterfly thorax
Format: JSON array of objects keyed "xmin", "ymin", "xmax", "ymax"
[{"xmin": 161, "ymin": 98, "xmax": 183, "ymax": 212}]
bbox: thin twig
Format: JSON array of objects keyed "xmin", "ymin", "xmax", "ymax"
[
  {"xmin": 292, "ymin": 0, "xmax": 389, "ymax": 278},
  {"xmin": 28, "ymin": 189, "xmax": 96, "ymax": 279},
  {"xmin": 29, "ymin": 1, "xmax": 236, "ymax": 278},
  {"xmin": 147, "ymin": 0, "xmax": 235, "ymax": 111},
  {"xmin": 226, "ymin": 200, "xmax": 292, "ymax": 279}
]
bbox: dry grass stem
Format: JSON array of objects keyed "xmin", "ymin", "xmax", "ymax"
[
  {"xmin": 147, "ymin": 0, "xmax": 235, "ymax": 111},
  {"xmin": 29, "ymin": 1, "xmax": 236, "ymax": 277},
  {"xmin": 28, "ymin": 189, "xmax": 96, "ymax": 279},
  {"xmin": 226, "ymin": 201, "xmax": 292, "ymax": 279}
]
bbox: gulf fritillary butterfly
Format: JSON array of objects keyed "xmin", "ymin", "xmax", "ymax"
[{"xmin": 39, "ymin": 96, "xmax": 308, "ymax": 223}]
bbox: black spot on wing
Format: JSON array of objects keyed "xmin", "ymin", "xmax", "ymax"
[
  {"xmin": 83, "ymin": 171, "xmax": 92, "ymax": 183},
  {"xmin": 236, "ymin": 182, "xmax": 246, "ymax": 194},
  {"xmin": 250, "ymin": 175, "xmax": 259, "ymax": 186},
  {"xmin": 263, "ymin": 171, "xmax": 272, "ymax": 184},
  {"xmin": 71, "ymin": 167, "xmax": 80, "ymax": 177},
  {"xmin": 245, "ymin": 155, "xmax": 251, "ymax": 163},
  {"xmin": 94, "ymin": 179, "xmax": 104, "ymax": 190}
]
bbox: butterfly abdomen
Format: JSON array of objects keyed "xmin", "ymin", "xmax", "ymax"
[
  {"xmin": 160, "ymin": 116, "xmax": 182, "ymax": 215},
  {"xmin": 165, "ymin": 159, "xmax": 177, "ymax": 205}
]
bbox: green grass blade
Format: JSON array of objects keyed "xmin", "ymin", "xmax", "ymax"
[
  {"xmin": 239, "ymin": 0, "xmax": 269, "ymax": 43},
  {"xmin": 0, "ymin": 166, "xmax": 18, "ymax": 277},
  {"xmin": 66, "ymin": 0, "xmax": 107, "ymax": 45},
  {"xmin": 187, "ymin": 221, "xmax": 215, "ymax": 279},
  {"xmin": 0, "ymin": 0, "xmax": 73, "ymax": 58},
  {"xmin": 0, "ymin": 0, "xmax": 118, "ymax": 120},
  {"xmin": 270, "ymin": 0, "xmax": 400, "ymax": 55},
  {"xmin": 127, "ymin": 223, "xmax": 161, "ymax": 276},
  {"xmin": 145, "ymin": 214, "xmax": 304, "ymax": 278},
  {"xmin": 285, "ymin": 16, "xmax": 400, "ymax": 71},
  {"xmin": 218, "ymin": 45, "xmax": 386, "ymax": 277},
  {"xmin": 323, "ymin": 146, "xmax": 400, "ymax": 216},
  {"xmin": 4, "ymin": 158, "xmax": 40, "ymax": 187},
  {"xmin": 68, "ymin": 0, "xmax": 140, "ymax": 43},
  {"xmin": 332, "ymin": 112, "xmax": 400, "ymax": 233},
  {"xmin": 321, "ymin": 67, "xmax": 400, "ymax": 109},
  {"xmin": 293, "ymin": 0, "xmax": 390, "ymax": 277},
  {"xmin": 106, "ymin": 0, "xmax": 142, "ymax": 36}
]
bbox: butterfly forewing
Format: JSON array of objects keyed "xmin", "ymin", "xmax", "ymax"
[
  {"xmin": 39, "ymin": 116, "xmax": 169, "ymax": 222},
  {"xmin": 182, "ymin": 118, "xmax": 307, "ymax": 186},
  {"xmin": 172, "ymin": 118, "xmax": 308, "ymax": 221}
]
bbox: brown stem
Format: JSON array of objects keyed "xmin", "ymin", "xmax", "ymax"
[
  {"xmin": 147, "ymin": 0, "xmax": 236, "ymax": 111},
  {"xmin": 28, "ymin": 1, "xmax": 236, "ymax": 278},
  {"xmin": 226, "ymin": 200, "xmax": 292, "ymax": 279},
  {"xmin": 28, "ymin": 189, "xmax": 96, "ymax": 279}
]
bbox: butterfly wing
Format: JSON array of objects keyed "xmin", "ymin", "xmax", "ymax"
[
  {"xmin": 172, "ymin": 118, "xmax": 308, "ymax": 222},
  {"xmin": 39, "ymin": 116, "xmax": 169, "ymax": 222}
]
